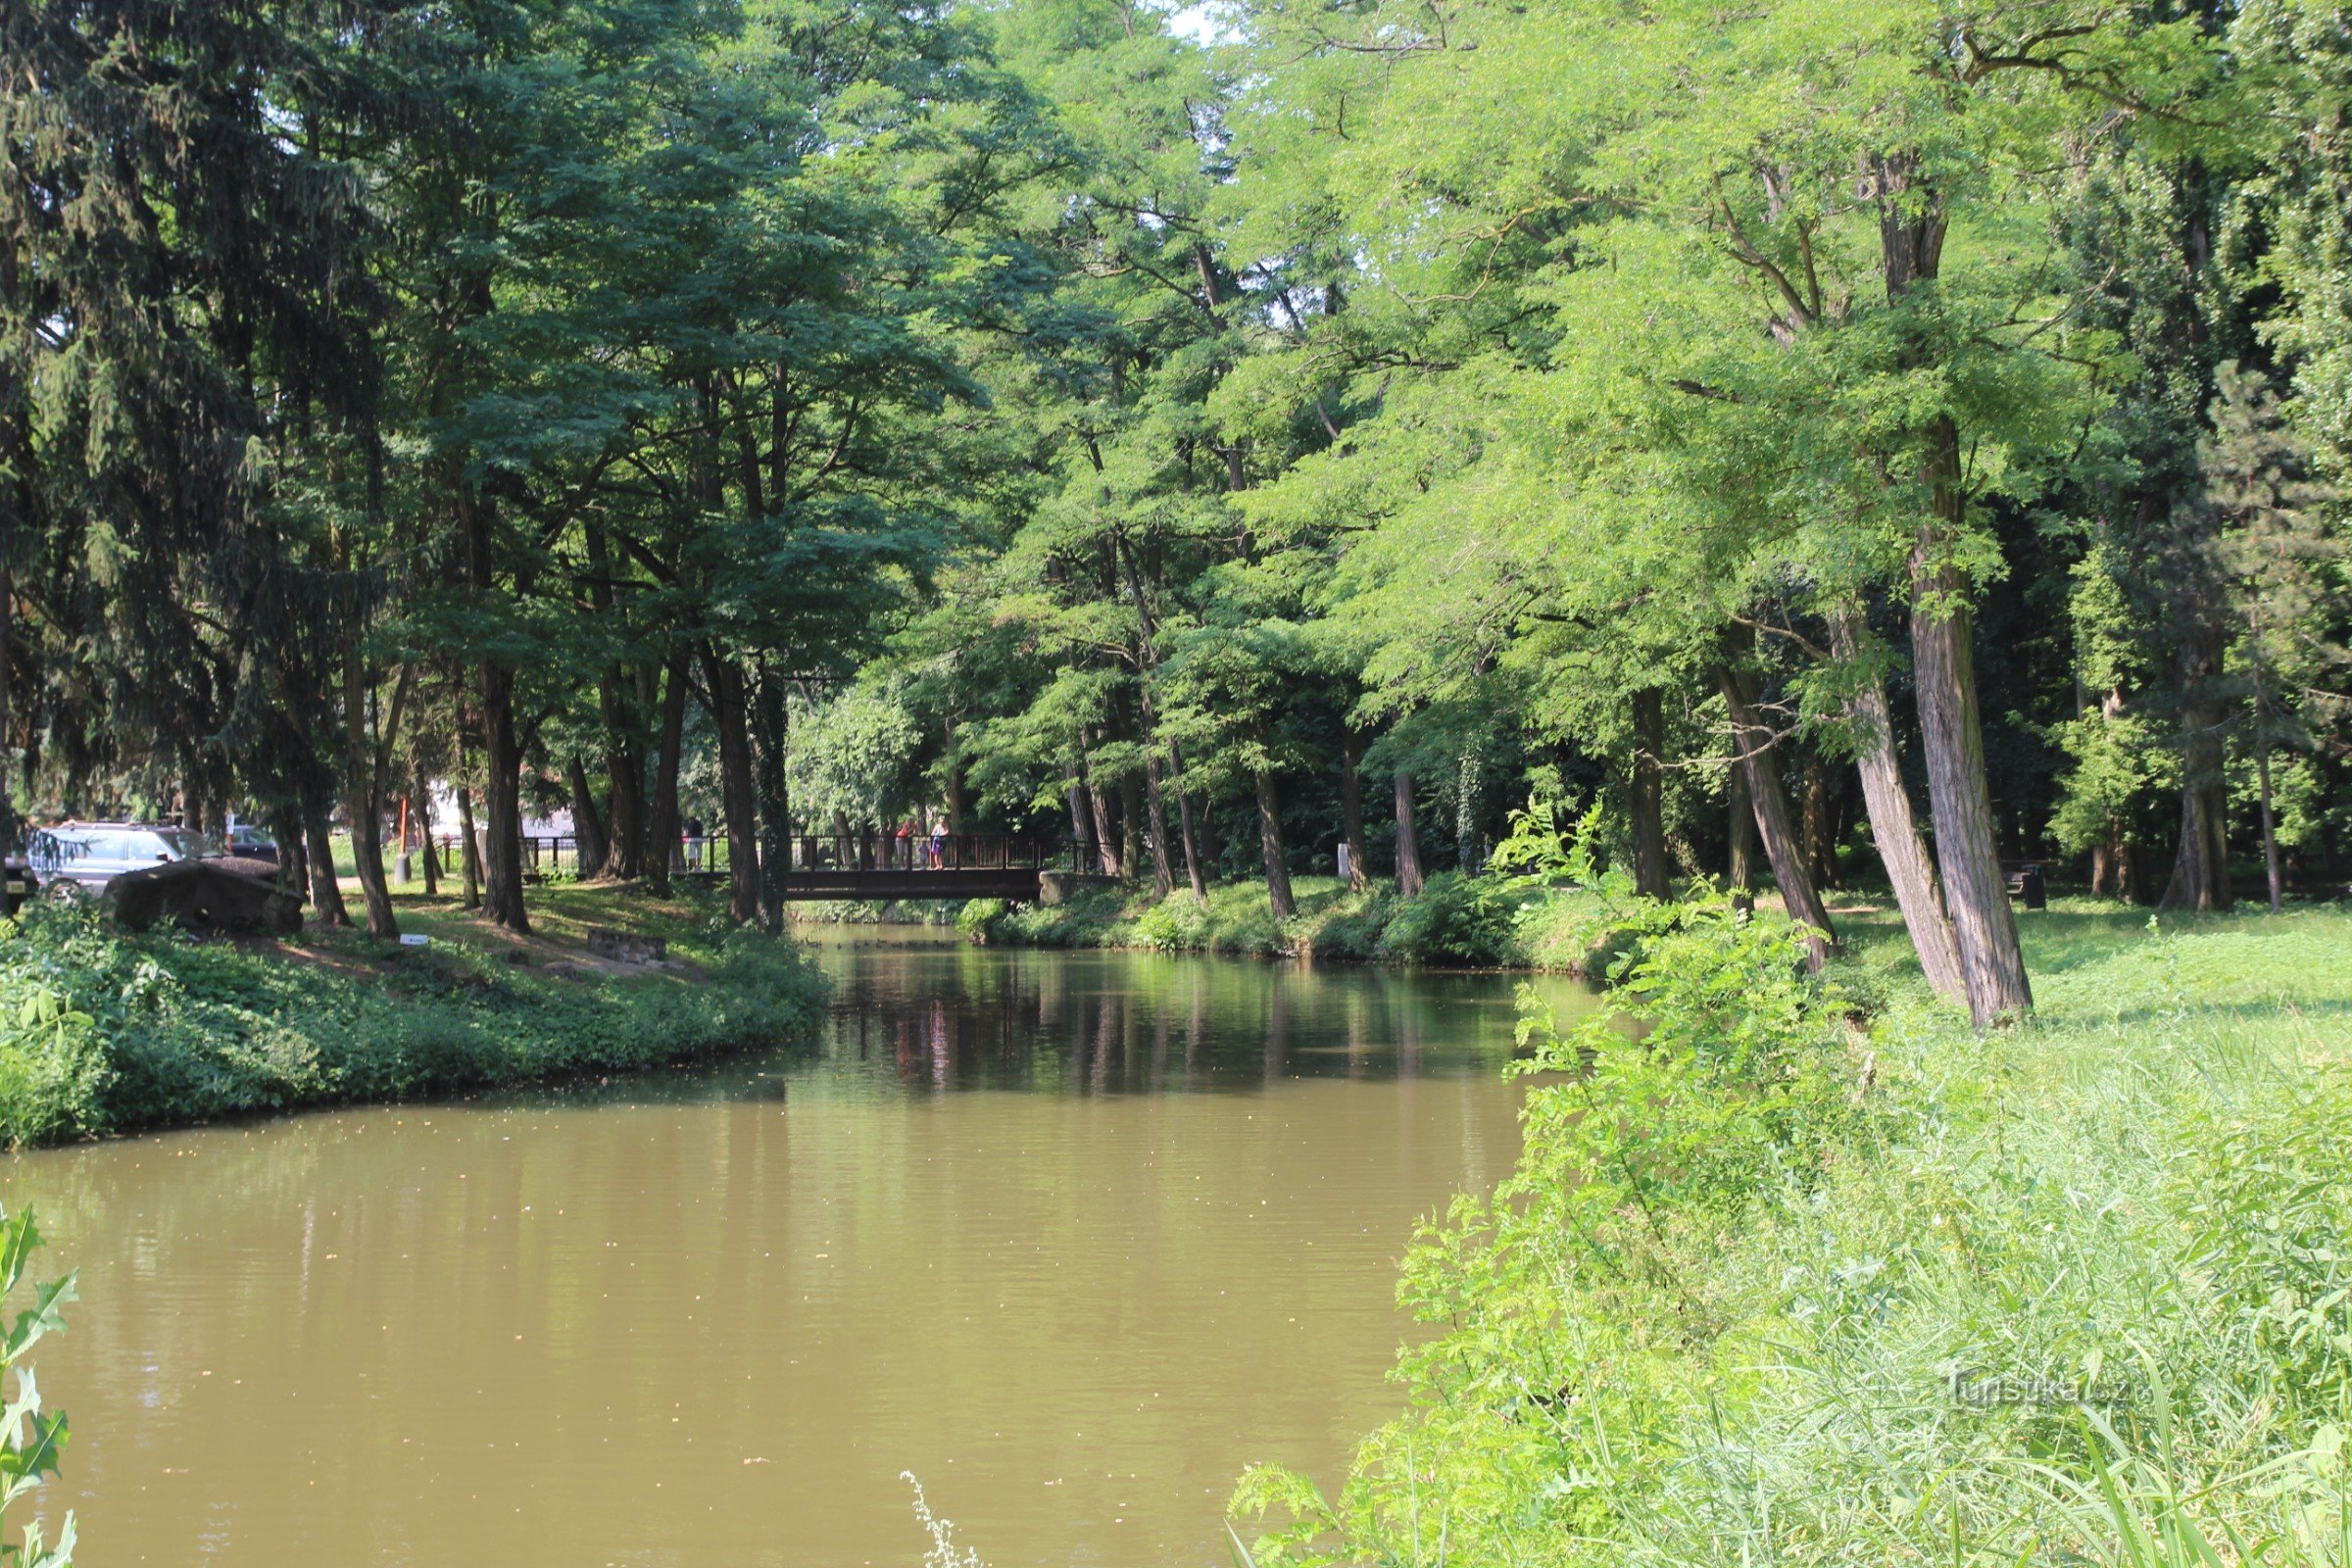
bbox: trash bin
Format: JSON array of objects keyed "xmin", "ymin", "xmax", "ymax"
[{"xmin": 2018, "ymin": 862, "xmax": 2046, "ymax": 910}]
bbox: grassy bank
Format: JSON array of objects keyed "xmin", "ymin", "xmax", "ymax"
[
  {"xmin": 1234, "ymin": 886, "xmax": 2352, "ymax": 1564},
  {"xmin": 957, "ymin": 871, "xmax": 1608, "ymax": 966},
  {"xmin": 0, "ymin": 883, "xmax": 827, "ymax": 1148}
]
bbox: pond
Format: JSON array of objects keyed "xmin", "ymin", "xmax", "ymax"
[{"xmin": 9, "ymin": 928, "xmax": 1596, "ymax": 1565}]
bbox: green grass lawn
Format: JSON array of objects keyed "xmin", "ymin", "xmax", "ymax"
[{"xmin": 313, "ymin": 832, "xmax": 730, "ymax": 960}]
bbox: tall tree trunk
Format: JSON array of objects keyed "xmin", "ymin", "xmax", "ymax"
[
  {"xmin": 272, "ymin": 806, "xmax": 308, "ymax": 905},
  {"xmin": 305, "ymin": 804, "xmax": 351, "ymax": 928},
  {"xmin": 583, "ymin": 525, "xmax": 645, "ymax": 881},
  {"xmin": 1728, "ymin": 766, "xmax": 1758, "ymax": 892},
  {"xmin": 451, "ymin": 704, "xmax": 482, "ymax": 909},
  {"xmin": 1194, "ymin": 786, "xmax": 1221, "ymax": 878},
  {"xmin": 1254, "ymin": 766, "xmax": 1296, "ymax": 919},
  {"xmin": 1065, "ymin": 766, "xmax": 1096, "ymax": 871},
  {"xmin": 478, "ymin": 666, "xmax": 529, "ymax": 932},
  {"xmin": 1715, "ymin": 663, "xmax": 1836, "ymax": 972},
  {"xmin": 1909, "ymin": 444, "xmax": 2033, "ymax": 1021},
  {"xmin": 1339, "ymin": 732, "xmax": 1372, "ymax": 893},
  {"xmin": 1395, "ymin": 770, "xmax": 1425, "ymax": 897},
  {"xmin": 1829, "ymin": 607, "xmax": 1966, "ymax": 1005},
  {"xmin": 1168, "ymin": 742, "xmax": 1206, "ymax": 899},
  {"xmin": 1119, "ymin": 772, "xmax": 1145, "ymax": 882},
  {"xmin": 1175, "ymin": 789, "xmax": 1206, "ymax": 899},
  {"xmin": 1799, "ymin": 753, "xmax": 1836, "ymax": 888},
  {"xmin": 1875, "ymin": 155, "xmax": 2030, "ymax": 1021},
  {"xmin": 1109, "ymin": 540, "xmax": 1190, "ymax": 898},
  {"xmin": 414, "ymin": 759, "xmax": 440, "ymax": 898},
  {"xmin": 1629, "ymin": 690, "xmax": 1671, "ymax": 900},
  {"xmin": 753, "ymin": 663, "xmax": 790, "ymax": 934},
  {"xmin": 1142, "ymin": 755, "xmax": 1175, "ymax": 898},
  {"xmin": 342, "ymin": 647, "xmax": 399, "ymax": 939},
  {"xmin": 2161, "ymin": 656, "xmax": 2233, "ymax": 911},
  {"xmin": 2090, "ymin": 686, "xmax": 2133, "ymax": 901},
  {"xmin": 2256, "ymin": 730, "xmax": 2283, "ymax": 915},
  {"xmin": 598, "ymin": 678, "xmax": 646, "ymax": 881},
  {"xmin": 1087, "ymin": 767, "xmax": 1120, "ymax": 878},
  {"xmin": 457, "ymin": 781, "xmax": 481, "ymax": 910},
  {"xmin": 565, "ymin": 756, "xmax": 609, "ymax": 881},
  {"xmin": 456, "ymin": 458, "xmax": 530, "ymax": 933},
  {"xmin": 701, "ymin": 645, "xmax": 760, "ymax": 925},
  {"xmin": 648, "ymin": 649, "xmax": 688, "ymax": 896}
]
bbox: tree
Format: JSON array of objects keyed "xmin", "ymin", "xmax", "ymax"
[
  {"xmin": 2203, "ymin": 362, "xmax": 2346, "ymax": 911},
  {"xmin": 1, "ymin": 0, "xmax": 401, "ymax": 923}
]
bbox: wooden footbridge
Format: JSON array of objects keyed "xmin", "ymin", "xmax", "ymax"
[
  {"xmin": 494, "ymin": 830, "xmax": 1073, "ymax": 902},
  {"xmin": 766, "ymin": 832, "xmax": 1066, "ymax": 901}
]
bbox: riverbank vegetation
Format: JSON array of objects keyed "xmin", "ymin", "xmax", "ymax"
[
  {"xmin": 956, "ymin": 872, "xmax": 1538, "ymax": 966},
  {"xmin": 0, "ymin": 887, "xmax": 825, "ymax": 1148},
  {"xmin": 1235, "ymin": 853, "xmax": 2352, "ymax": 1564}
]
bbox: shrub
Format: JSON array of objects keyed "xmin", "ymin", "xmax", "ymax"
[
  {"xmin": 998, "ymin": 885, "xmax": 1130, "ymax": 948},
  {"xmin": 1292, "ymin": 890, "xmax": 1395, "ymax": 960},
  {"xmin": 1238, "ymin": 888, "xmax": 1850, "ymax": 1558},
  {"xmin": 955, "ymin": 898, "xmax": 1008, "ymax": 943},
  {"xmin": 1374, "ymin": 870, "xmax": 1518, "ymax": 964},
  {"xmin": 1131, "ymin": 892, "xmax": 1222, "ymax": 952},
  {"xmin": 0, "ymin": 973, "xmax": 109, "ymax": 1150}
]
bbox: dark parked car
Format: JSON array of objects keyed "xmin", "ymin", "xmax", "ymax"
[
  {"xmin": 26, "ymin": 823, "xmax": 219, "ymax": 903},
  {"xmin": 224, "ymin": 824, "xmax": 280, "ymax": 862}
]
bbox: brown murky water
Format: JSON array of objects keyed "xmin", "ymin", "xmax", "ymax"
[{"xmin": 9, "ymin": 929, "xmax": 1591, "ymax": 1565}]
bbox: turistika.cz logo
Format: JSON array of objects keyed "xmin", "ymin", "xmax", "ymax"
[{"xmin": 1946, "ymin": 1367, "xmax": 2135, "ymax": 1410}]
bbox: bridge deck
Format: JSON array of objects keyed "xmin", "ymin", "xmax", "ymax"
[{"xmin": 661, "ymin": 832, "xmax": 1065, "ymax": 902}]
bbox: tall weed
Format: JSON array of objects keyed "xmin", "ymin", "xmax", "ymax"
[{"xmin": 0, "ymin": 1205, "xmax": 75, "ymax": 1565}]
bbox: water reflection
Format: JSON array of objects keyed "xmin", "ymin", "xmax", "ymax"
[
  {"xmin": 7, "ymin": 930, "xmax": 1592, "ymax": 1567},
  {"xmin": 524, "ymin": 929, "xmax": 1574, "ymax": 1112}
]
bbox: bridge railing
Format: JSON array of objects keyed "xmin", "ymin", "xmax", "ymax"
[
  {"xmin": 426, "ymin": 831, "xmax": 1068, "ymax": 878},
  {"xmin": 782, "ymin": 832, "xmax": 1063, "ymax": 874},
  {"xmin": 428, "ymin": 834, "xmax": 736, "ymax": 876}
]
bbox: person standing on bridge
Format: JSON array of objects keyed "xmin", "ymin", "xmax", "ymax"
[
  {"xmin": 929, "ymin": 817, "xmax": 948, "ymax": 868},
  {"xmin": 895, "ymin": 818, "xmax": 914, "ymax": 870}
]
